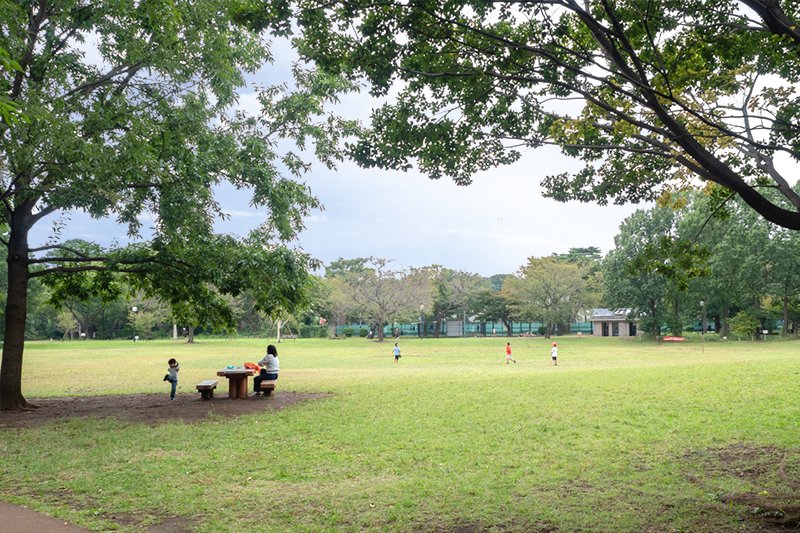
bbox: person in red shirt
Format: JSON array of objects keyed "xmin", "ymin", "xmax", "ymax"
[{"xmin": 505, "ymin": 342, "xmax": 516, "ymax": 364}]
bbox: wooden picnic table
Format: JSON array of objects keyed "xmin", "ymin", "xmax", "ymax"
[{"xmin": 216, "ymin": 367, "xmax": 255, "ymax": 399}]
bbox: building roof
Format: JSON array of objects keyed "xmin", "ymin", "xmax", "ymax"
[{"xmin": 590, "ymin": 308, "xmax": 635, "ymax": 321}]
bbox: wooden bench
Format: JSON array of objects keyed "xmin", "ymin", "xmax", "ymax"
[
  {"xmin": 196, "ymin": 379, "xmax": 219, "ymax": 400},
  {"xmin": 259, "ymin": 380, "xmax": 277, "ymax": 397}
]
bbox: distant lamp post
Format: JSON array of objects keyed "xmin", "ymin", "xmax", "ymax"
[
  {"xmin": 700, "ymin": 300, "xmax": 706, "ymax": 353},
  {"xmin": 418, "ymin": 304, "xmax": 424, "ymax": 339},
  {"xmin": 132, "ymin": 306, "xmax": 138, "ymax": 342}
]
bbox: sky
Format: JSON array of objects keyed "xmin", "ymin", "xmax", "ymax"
[
  {"xmin": 28, "ymin": 33, "xmax": 646, "ymax": 278},
  {"xmin": 276, "ymin": 151, "xmax": 641, "ymax": 277},
  {"xmin": 37, "ymin": 149, "xmax": 642, "ymax": 278}
]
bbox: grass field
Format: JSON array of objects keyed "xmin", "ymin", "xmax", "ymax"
[{"xmin": 2, "ymin": 335, "xmax": 800, "ymax": 531}]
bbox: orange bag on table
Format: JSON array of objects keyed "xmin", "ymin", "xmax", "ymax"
[{"xmin": 243, "ymin": 362, "xmax": 260, "ymax": 372}]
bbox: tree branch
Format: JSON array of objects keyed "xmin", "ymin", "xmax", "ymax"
[
  {"xmin": 741, "ymin": 0, "xmax": 800, "ymax": 47},
  {"xmin": 59, "ymin": 62, "xmax": 147, "ymax": 100},
  {"xmin": 28, "ymin": 265, "xmax": 148, "ymax": 278}
]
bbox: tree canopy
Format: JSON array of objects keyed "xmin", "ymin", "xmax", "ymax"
[
  {"xmin": 0, "ymin": 0, "xmax": 355, "ymax": 409},
  {"xmin": 330, "ymin": 257, "xmax": 432, "ymax": 341},
  {"xmin": 294, "ymin": 0, "xmax": 800, "ymax": 229}
]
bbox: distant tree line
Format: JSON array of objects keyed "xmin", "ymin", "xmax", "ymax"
[
  {"xmin": 3, "ymin": 190, "xmax": 800, "ymax": 343},
  {"xmin": 605, "ymin": 190, "xmax": 800, "ymax": 339}
]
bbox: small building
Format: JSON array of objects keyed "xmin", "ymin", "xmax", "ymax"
[{"xmin": 590, "ymin": 308, "xmax": 638, "ymax": 337}]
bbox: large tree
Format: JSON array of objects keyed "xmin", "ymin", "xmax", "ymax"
[
  {"xmin": 0, "ymin": 1, "xmax": 354, "ymax": 409},
  {"xmin": 427, "ymin": 266, "xmax": 487, "ymax": 338},
  {"xmin": 504, "ymin": 256, "xmax": 589, "ymax": 337},
  {"xmin": 603, "ymin": 208, "xmax": 676, "ymax": 337},
  {"xmin": 336, "ymin": 257, "xmax": 432, "ymax": 341},
  {"xmin": 473, "ymin": 274, "xmax": 515, "ymax": 336},
  {"xmin": 294, "ymin": 1, "xmax": 800, "ymax": 229}
]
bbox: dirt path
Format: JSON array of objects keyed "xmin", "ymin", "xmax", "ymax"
[
  {"xmin": 0, "ymin": 390, "xmax": 326, "ymax": 428},
  {"xmin": 0, "ymin": 501, "xmax": 89, "ymax": 532}
]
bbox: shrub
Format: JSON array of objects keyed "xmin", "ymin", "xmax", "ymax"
[
  {"xmin": 297, "ymin": 324, "xmax": 329, "ymax": 338},
  {"xmin": 342, "ymin": 327, "xmax": 354, "ymax": 337},
  {"xmin": 730, "ymin": 311, "xmax": 759, "ymax": 340}
]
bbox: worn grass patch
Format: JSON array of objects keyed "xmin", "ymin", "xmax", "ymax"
[{"xmin": 682, "ymin": 444, "xmax": 800, "ymax": 529}]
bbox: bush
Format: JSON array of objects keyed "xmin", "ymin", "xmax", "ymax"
[
  {"xmin": 359, "ymin": 329, "xmax": 368, "ymax": 337},
  {"xmin": 297, "ymin": 325, "xmax": 328, "ymax": 338},
  {"xmin": 342, "ymin": 327, "xmax": 354, "ymax": 337},
  {"xmin": 730, "ymin": 311, "xmax": 760, "ymax": 340}
]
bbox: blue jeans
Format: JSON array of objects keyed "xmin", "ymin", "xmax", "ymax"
[{"xmin": 167, "ymin": 377, "xmax": 177, "ymax": 398}]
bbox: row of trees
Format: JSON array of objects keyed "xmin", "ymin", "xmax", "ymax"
[
  {"xmin": 313, "ymin": 189, "xmax": 800, "ymax": 340},
  {"xmin": 0, "ymin": 238, "xmax": 312, "ymax": 342},
  {"xmin": 0, "ymin": 244, "xmax": 603, "ymax": 343},
  {"xmin": 606, "ymin": 191, "xmax": 800, "ymax": 338},
  {"xmin": 296, "ymin": 251, "xmax": 603, "ymax": 341},
  {"xmin": 10, "ymin": 187, "xmax": 800, "ymax": 345}
]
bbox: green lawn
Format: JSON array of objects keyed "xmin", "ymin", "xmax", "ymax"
[{"xmin": 2, "ymin": 335, "xmax": 800, "ymax": 531}]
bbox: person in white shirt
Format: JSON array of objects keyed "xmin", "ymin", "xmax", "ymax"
[
  {"xmin": 551, "ymin": 342, "xmax": 558, "ymax": 366},
  {"xmin": 254, "ymin": 344, "xmax": 279, "ymax": 395}
]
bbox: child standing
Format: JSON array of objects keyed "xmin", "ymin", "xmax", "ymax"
[
  {"xmin": 505, "ymin": 342, "xmax": 516, "ymax": 364},
  {"xmin": 393, "ymin": 342, "xmax": 401, "ymax": 363},
  {"xmin": 551, "ymin": 342, "xmax": 558, "ymax": 366},
  {"xmin": 163, "ymin": 358, "xmax": 179, "ymax": 400}
]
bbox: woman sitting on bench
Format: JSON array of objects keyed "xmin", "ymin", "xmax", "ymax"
[{"xmin": 253, "ymin": 344, "xmax": 279, "ymax": 395}]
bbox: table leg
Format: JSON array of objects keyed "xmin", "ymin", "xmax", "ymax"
[
  {"xmin": 227, "ymin": 377, "xmax": 237, "ymax": 399},
  {"xmin": 239, "ymin": 376, "xmax": 249, "ymax": 398}
]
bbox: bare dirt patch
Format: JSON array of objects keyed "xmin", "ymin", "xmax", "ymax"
[
  {"xmin": 683, "ymin": 443, "xmax": 800, "ymax": 529},
  {"xmin": 0, "ymin": 391, "xmax": 328, "ymax": 429}
]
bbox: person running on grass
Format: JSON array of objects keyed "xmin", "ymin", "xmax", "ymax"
[
  {"xmin": 551, "ymin": 342, "xmax": 558, "ymax": 366},
  {"xmin": 393, "ymin": 342, "xmax": 401, "ymax": 363},
  {"xmin": 505, "ymin": 342, "xmax": 516, "ymax": 364}
]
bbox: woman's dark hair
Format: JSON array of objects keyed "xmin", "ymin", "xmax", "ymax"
[
  {"xmin": 168, "ymin": 358, "xmax": 177, "ymax": 365},
  {"xmin": 267, "ymin": 344, "xmax": 278, "ymax": 357}
]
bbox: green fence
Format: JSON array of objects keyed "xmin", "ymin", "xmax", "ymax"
[{"xmin": 334, "ymin": 321, "xmax": 595, "ymax": 337}]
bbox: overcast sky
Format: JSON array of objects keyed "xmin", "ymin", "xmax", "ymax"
[
  {"xmin": 29, "ymin": 34, "xmax": 645, "ymax": 278},
  {"xmin": 275, "ymin": 151, "xmax": 641, "ymax": 277},
  {"xmin": 38, "ymin": 149, "xmax": 642, "ymax": 278}
]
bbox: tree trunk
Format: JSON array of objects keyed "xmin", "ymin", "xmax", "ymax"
[
  {"xmin": 783, "ymin": 295, "xmax": 790, "ymax": 335},
  {"xmin": 649, "ymin": 301, "xmax": 660, "ymax": 337},
  {"xmin": 671, "ymin": 296, "xmax": 681, "ymax": 336},
  {"xmin": 721, "ymin": 305, "xmax": 731, "ymax": 337},
  {"xmin": 186, "ymin": 326, "xmax": 195, "ymax": 343},
  {"xmin": 376, "ymin": 320, "xmax": 385, "ymax": 342},
  {"xmin": 0, "ymin": 217, "xmax": 32, "ymax": 410}
]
